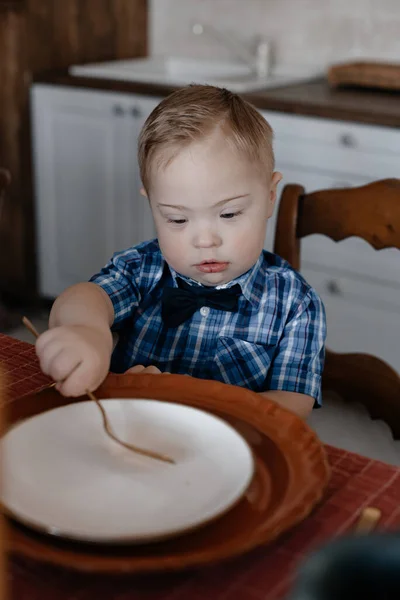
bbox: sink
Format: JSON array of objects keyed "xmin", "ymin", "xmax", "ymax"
[{"xmin": 69, "ymin": 56, "xmax": 321, "ymax": 93}]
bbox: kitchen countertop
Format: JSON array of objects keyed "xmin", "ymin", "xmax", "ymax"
[{"xmin": 34, "ymin": 70, "xmax": 400, "ymax": 128}]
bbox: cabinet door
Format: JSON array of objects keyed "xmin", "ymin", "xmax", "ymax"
[
  {"xmin": 302, "ymin": 266, "xmax": 400, "ymax": 374},
  {"xmin": 32, "ymin": 86, "xmax": 130, "ymax": 297},
  {"xmin": 31, "ymin": 87, "xmax": 163, "ymax": 298}
]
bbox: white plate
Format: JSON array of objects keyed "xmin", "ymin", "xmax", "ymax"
[{"xmin": 1, "ymin": 400, "xmax": 254, "ymax": 544}]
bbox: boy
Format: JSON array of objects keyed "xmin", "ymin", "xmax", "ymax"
[{"xmin": 36, "ymin": 85, "xmax": 326, "ymax": 419}]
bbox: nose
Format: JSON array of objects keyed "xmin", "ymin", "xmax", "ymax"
[{"xmin": 192, "ymin": 224, "xmax": 222, "ymax": 249}]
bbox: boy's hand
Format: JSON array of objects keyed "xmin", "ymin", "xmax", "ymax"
[
  {"xmin": 125, "ymin": 365, "xmax": 165, "ymax": 375},
  {"xmin": 35, "ymin": 324, "xmax": 113, "ymax": 397}
]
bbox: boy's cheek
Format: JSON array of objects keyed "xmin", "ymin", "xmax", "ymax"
[
  {"xmin": 157, "ymin": 232, "xmax": 185, "ymax": 263},
  {"xmin": 238, "ymin": 218, "xmax": 267, "ymax": 243},
  {"xmin": 152, "ymin": 218, "xmax": 171, "ymax": 246}
]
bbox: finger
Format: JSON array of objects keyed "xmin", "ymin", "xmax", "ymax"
[
  {"xmin": 48, "ymin": 348, "xmax": 82, "ymax": 384},
  {"xmin": 57, "ymin": 361, "xmax": 94, "ymax": 398},
  {"xmin": 35, "ymin": 328, "xmax": 59, "ymax": 353},
  {"xmin": 125, "ymin": 365, "xmax": 145, "ymax": 374},
  {"xmin": 36, "ymin": 338, "xmax": 66, "ymax": 376},
  {"xmin": 35, "ymin": 332, "xmax": 57, "ymax": 364},
  {"xmin": 144, "ymin": 366, "xmax": 162, "ymax": 374}
]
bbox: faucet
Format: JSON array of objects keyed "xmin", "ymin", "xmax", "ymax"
[{"xmin": 191, "ymin": 23, "xmax": 270, "ymax": 78}]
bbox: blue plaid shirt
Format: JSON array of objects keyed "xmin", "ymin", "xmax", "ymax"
[{"xmin": 90, "ymin": 240, "xmax": 326, "ymax": 404}]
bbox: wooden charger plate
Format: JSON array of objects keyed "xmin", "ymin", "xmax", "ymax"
[{"xmin": 4, "ymin": 373, "xmax": 330, "ymax": 573}]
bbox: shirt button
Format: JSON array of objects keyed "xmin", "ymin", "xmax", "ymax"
[{"xmin": 200, "ymin": 306, "xmax": 210, "ymax": 317}]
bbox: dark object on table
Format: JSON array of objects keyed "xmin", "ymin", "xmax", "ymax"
[
  {"xmin": 289, "ymin": 533, "xmax": 400, "ymax": 599},
  {"xmin": 327, "ymin": 60, "xmax": 400, "ymax": 92}
]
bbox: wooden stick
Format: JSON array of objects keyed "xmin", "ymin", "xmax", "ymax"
[
  {"xmin": 22, "ymin": 316, "xmax": 174, "ymax": 465},
  {"xmin": 86, "ymin": 390, "xmax": 174, "ymax": 464},
  {"xmin": 22, "ymin": 316, "xmax": 40, "ymax": 339},
  {"xmin": 40, "ymin": 382, "xmax": 57, "ymax": 390},
  {"xmin": 354, "ymin": 507, "xmax": 382, "ymax": 534}
]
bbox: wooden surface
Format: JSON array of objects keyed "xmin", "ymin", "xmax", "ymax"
[
  {"xmin": 274, "ymin": 179, "xmax": 400, "ymax": 438},
  {"xmin": 297, "ymin": 179, "xmax": 400, "ymax": 249},
  {"xmin": 0, "ymin": 1, "xmax": 24, "ymax": 8},
  {"xmin": 34, "ymin": 73, "xmax": 400, "ymax": 129},
  {"xmin": 0, "ymin": 0, "xmax": 147, "ymax": 297},
  {"xmin": 327, "ymin": 60, "xmax": 400, "ymax": 92},
  {"xmin": 247, "ymin": 78, "xmax": 400, "ymax": 127}
]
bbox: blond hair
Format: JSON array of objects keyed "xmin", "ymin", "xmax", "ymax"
[{"xmin": 138, "ymin": 84, "xmax": 274, "ymax": 192}]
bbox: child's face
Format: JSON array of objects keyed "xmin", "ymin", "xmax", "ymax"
[{"xmin": 146, "ymin": 130, "xmax": 282, "ymax": 286}]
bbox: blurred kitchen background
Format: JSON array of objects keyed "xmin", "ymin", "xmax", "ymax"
[
  {"xmin": 151, "ymin": 0, "xmax": 400, "ymax": 67},
  {"xmin": 0, "ymin": 0, "xmax": 399, "ymax": 461}
]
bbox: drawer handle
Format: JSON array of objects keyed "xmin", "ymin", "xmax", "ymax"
[
  {"xmin": 113, "ymin": 105, "xmax": 125, "ymax": 116},
  {"xmin": 326, "ymin": 280, "xmax": 342, "ymax": 296},
  {"xmin": 339, "ymin": 133, "xmax": 357, "ymax": 148},
  {"xmin": 131, "ymin": 106, "xmax": 142, "ymax": 118}
]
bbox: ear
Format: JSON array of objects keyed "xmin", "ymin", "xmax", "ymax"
[
  {"xmin": 140, "ymin": 187, "xmax": 148, "ymax": 198},
  {"xmin": 267, "ymin": 171, "xmax": 283, "ymax": 217}
]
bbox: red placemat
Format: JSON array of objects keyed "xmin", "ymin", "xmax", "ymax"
[
  {"xmin": 0, "ymin": 335, "xmax": 51, "ymax": 403},
  {"xmin": 1, "ymin": 333, "xmax": 400, "ymax": 600}
]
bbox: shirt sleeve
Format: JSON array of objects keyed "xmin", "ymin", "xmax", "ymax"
[
  {"xmin": 89, "ymin": 249, "xmax": 142, "ymax": 330},
  {"xmin": 265, "ymin": 288, "xmax": 326, "ymax": 405}
]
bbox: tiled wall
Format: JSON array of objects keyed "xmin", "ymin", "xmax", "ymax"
[{"xmin": 150, "ymin": 0, "xmax": 400, "ymax": 71}]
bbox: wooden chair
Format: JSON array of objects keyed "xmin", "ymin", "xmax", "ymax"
[{"xmin": 274, "ymin": 179, "xmax": 400, "ymax": 442}]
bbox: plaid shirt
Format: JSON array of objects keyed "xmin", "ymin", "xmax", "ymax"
[{"xmin": 90, "ymin": 240, "xmax": 326, "ymax": 403}]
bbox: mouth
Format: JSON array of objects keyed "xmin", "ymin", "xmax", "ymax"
[{"xmin": 195, "ymin": 260, "xmax": 229, "ymax": 273}]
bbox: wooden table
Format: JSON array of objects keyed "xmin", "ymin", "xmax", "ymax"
[{"xmin": 1, "ymin": 334, "xmax": 400, "ymax": 600}]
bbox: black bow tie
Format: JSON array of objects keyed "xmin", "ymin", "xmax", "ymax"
[{"xmin": 162, "ymin": 278, "xmax": 242, "ymax": 328}]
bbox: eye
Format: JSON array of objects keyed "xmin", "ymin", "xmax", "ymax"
[
  {"xmin": 167, "ymin": 218, "xmax": 187, "ymax": 225},
  {"xmin": 220, "ymin": 210, "xmax": 243, "ymax": 219}
]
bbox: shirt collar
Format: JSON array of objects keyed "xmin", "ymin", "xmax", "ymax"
[
  {"xmin": 233, "ymin": 253, "xmax": 264, "ymax": 307},
  {"xmin": 168, "ymin": 253, "xmax": 264, "ymax": 308},
  {"xmin": 168, "ymin": 268, "xmax": 201, "ymax": 288}
]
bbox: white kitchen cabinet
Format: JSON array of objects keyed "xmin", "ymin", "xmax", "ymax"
[
  {"xmin": 301, "ymin": 265, "xmax": 400, "ymax": 374},
  {"xmin": 31, "ymin": 85, "xmax": 161, "ymax": 297},
  {"xmin": 261, "ymin": 110, "xmax": 400, "ymax": 374}
]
